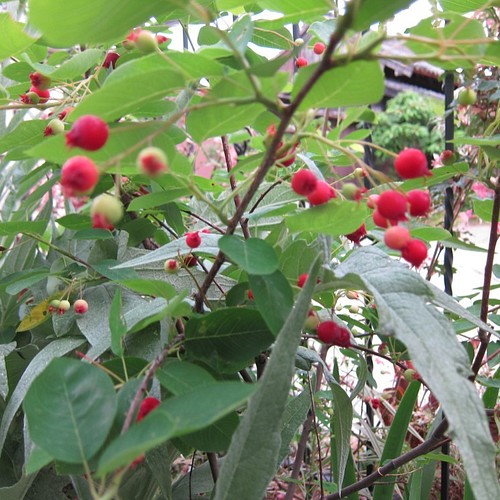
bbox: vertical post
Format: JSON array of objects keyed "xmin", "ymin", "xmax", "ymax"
[
  {"xmin": 182, "ymin": 24, "xmax": 189, "ymax": 51},
  {"xmin": 441, "ymin": 70, "xmax": 455, "ymax": 500}
]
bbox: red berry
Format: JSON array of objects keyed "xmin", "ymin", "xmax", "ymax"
[
  {"xmin": 74, "ymin": 299, "xmax": 89, "ymax": 314},
  {"xmin": 156, "ymin": 34, "xmax": 169, "ymax": 45},
  {"xmin": 401, "ymin": 238, "xmax": 428, "ymax": 267},
  {"xmin": 66, "ymin": 115, "xmax": 109, "ymax": 151},
  {"xmin": 296, "ymin": 57, "xmax": 308, "ymax": 68},
  {"xmin": 61, "ymin": 156, "xmax": 100, "ymax": 195},
  {"xmin": 378, "ymin": 342, "xmax": 389, "ymax": 356},
  {"xmin": 185, "ymin": 231, "xmax": 201, "ymax": 249},
  {"xmin": 29, "ymin": 72, "xmax": 51, "ymax": 90},
  {"xmin": 102, "ymin": 51, "xmax": 120, "ymax": 69},
  {"xmin": 394, "ymin": 148, "xmax": 431, "ymax": 179},
  {"xmin": 297, "ymin": 273, "xmax": 308, "ymax": 288},
  {"xmin": 291, "ymin": 170, "xmax": 317, "ymax": 196},
  {"xmin": 384, "ymin": 226, "xmax": 411, "ymax": 250},
  {"xmin": 377, "ymin": 190, "xmax": 408, "ymax": 221},
  {"xmin": 20, "ymin": 92, "xmax": 40, "ymax": 105},
  {"xmin": 317, "ymin": 321, "xmax": 351, "ymax": 347},
  {"xmin": 440, "ymin": 150, "xmax": 455, "ymax": 165},
  {"xmin": 307, "ymin": 180, "xmax": 336, "ymax": 206},
  {"xmin": 182, "ymin": 255, "xmax": 198, "ymax": 267},
  {"xmin": 313, "ymin": 42, "xmax": 326, "ymax": 55},
  {"xmin": 372, "ymin": 209, "xmax": 390, "ymax": 228},
  {"xmin": 247, "ymin": 289, "xmax": 254, "ymax": 300},
  {"xmin": 366, "ymin": 194, "xmax": 380, "ymax": 210},
  {"xmin": 276, "ymin": 143, "xmax": 297, "ymax": 167},
  {"xmin": 136, "ymin": 397, "xmax": 160, "ymax": 422},
  {"xmin": 345, "ymin": 224, "xmax": 367, "ymax": 245},
  {"xmin": 137, "ymin": 147, "xmax": 168, "ymax": 176},
  {"xmin": 29, "ymin": 86, "xmax": 50, "ymax": 103},
  {"xmin": 371, "ymin": 398, "xmax": 381, "ymax": 410},
  {"xmin": 407, "ymin": 189, "xmax": 431, "ymax": 217},
  {"xmin": 58, "ymin": 107, "xmax": 74, "ymax": 120}
]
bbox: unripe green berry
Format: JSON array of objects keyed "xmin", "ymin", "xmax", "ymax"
[
  {"xmin": 295, "ymin": 38, "xmax": 304, "ymax": 46},
  {"xmin": 135, "ymin": 30, "xmax": 158, "ymax": 53},
  {"xmin": 90, "ymin": 194, "xmax": 124, "ymax": 225},
  {"xmin": 348, "ymin": 304, "xmax": 359, "ymax": 314},
  {"xmin": 404, "ymin": 368, "xmax": 418, "ymax": 382},
  {"xmin": 457, "ymin": 87, "xmax": 477, "ymax": 106},
  {"xmin": 342, "ymin": 183, "xmax": 359, "ymax": 200},
  {"xmin": 304, "ymin": 312, "xmax": 320, "ymax": 331},
  {"xmin": 58, "ymin": 299, "xmax": 71, "ymax": 315}
]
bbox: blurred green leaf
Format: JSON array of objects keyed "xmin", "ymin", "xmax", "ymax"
[{"xmin": 0, "ymin": 13, "xmax": 36, "ymax": 60}]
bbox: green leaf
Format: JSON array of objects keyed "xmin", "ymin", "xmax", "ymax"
[
  {"xmin": 330, "ymin": 382, "xmax": 353, "ymax": 494},
  {"xmin": 127, "ymin": 189, "xmax": 191, "ymax": 211},
  {"xmin": 0, "ymin": 342, "xmax": 16, "ymax": 400},
  {"xmin": 0, "ymin": 13, "xmax": 36, "ymax": 60},
  {"xmin": 185, "ymin": 308, "xmax": 274, "ymax": 367},
  {"xmin": 24, "ymin": 358, "xmax": 116, "ymax": 463},
  {"xmin": 0, "ymin": 268, "xmax": 49, "ymax": 295},
  {"xmin": 97, "ymin": 381, "xmax": 256, "ymax": 475},
  {"xmin": 41, "ymin": 49, "xmax": 103, "ymax": 80},
  {"xmin": 68, "ymin": 54, "xmax": 184, "ymax": 122},
  {"xmin": 110, "ymin": 289, "xmax": 127, "ymax": 357},
  {"xmin": 473, "ymin": 199, "xmax": 493, "ymax": 222},
  {"xmin": 257, "ymin": 0, "xmax": 331, "ymax": 23},
  {"xmin": 0, "ymin": 220, "xmax": 48, "ymax": 236},
  {"xmin": 118, "ymin": 279, "xmax": 176, "ymax": 300},
  {"xmin": 439, "ymin": 0, "xmax": 491, "ymax": 13},
  {"xmin": 229, "ymin": 16, "xmax": 254, "ymax": 54},
  {"xmin": 334, "ymin": 247, "xmax": 500, "ymax": 500},
  {"xmin": 0, "ymin": 475, "xmax": 37, "ymax": 500},
  {"xmin": 352, "ymin": 0, "xmax": 415, "ymax": 31},
  {"xmin": 286, "ymin": 200, "xmax": 368, "ymax": 236},
  {"xmin": 219, "ymin": 236, "xmax": 279, "ymax": 275},
  {"xmin": 213, "ymin": 259, "xmax": 321, "ymax": 500},
  {"xmin": 56, "ymin": 214, "xmax": 91, "ymax": 230},
  {"xmin": 292, "ymin": 61, "xmax": 384, "ymax": 110},
  {"xmin": 0, "ymin": 338, "xmax": 85, "ymax": 455},
  {"xmin": 28, "ymin": 0, "xmax": 173, "ymax": 47},
  {"xmin": 249, "ymin": 270, "xmax": 293, "ymax": 335},
  {"xmin": 410, "ymin": 227, "xmax": 451, "ymax": 242},
  {"xmin": 400, "ymin": 162, "xmax": 469, "ymax": 190},
  {"xmin": 373, "ymin": 381, "xmax": 420, "ymax": 500}
]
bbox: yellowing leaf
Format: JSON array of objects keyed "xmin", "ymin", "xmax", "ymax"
[{"xmin": 16, "ymin": 299, "xmax": 51, "ymax": 332}]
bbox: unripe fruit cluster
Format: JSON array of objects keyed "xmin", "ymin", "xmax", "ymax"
[
  {"xmin": 290, "ymin": 169, "xmax": 336, "ymax": 206},
  {"xmin": 20, "ymin": 72, "xmax": 52, "ymax": 105},
  {"xmin": 48, "ymin": 299, "xmax": 88, "ymax": 315}
]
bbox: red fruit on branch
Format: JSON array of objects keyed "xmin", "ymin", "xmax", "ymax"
[
  {"xmin": 73, "ymin": 299, "xmax": 89, "ymax": 314},
  {"xmin": 102, "ymin": 51, "xmax": 120, "ymax": 69},
  {"xmin": 307, "ymin": 180, "xmax": 336, "ymax": 206},
  {"xmin": 156, "ymin": 34, "xmax": 169, "ymax": 45},
  {"xmin": 20, "ymin": 91, "xmax": 40, "ymax": 105},
  {"xmin": 136, "ymin": 397, "xmax": 161, "ymax": 422},
  {"xmin": 394, "ymin": 148, "xmax": 431, "ymax": 179},
  {"xmin": 58, "ymin": 107, "xmax": 74, "ymax": 120},
  {"xmin": 60, "ymin": 156, "xmax": 100, "ymax": 195},
  {"xmin": 291, "ymin": 170, "xmax": 317, "ymax": 196},
  {"xmin": 91, "ymin": 213, "xmax": 114, "ymax": 230},
  {"xmin": 185, "ymin": 231, "xmax": 201, "ymax": 249},
  {"xmin": 29, "ymin": 72, "xmax": 51, "ymax": 90},
  {"xmin": 372, "ymin": 209, "xmax": 390, "ymax": 228},
  {"xmin": 366, "ymin": 194, "xmax": 380, "ymax": 209},
  {"xmin": 401, "ymin": 238, "xmax": 428, "ymax": 267},
  {"xmin": 377, "ymin": 190, "xmax": 408, "ymax": 221},
  {"xmin": 164, "ymin": 259, "xmax": 179, "ymax": 273},
  {"xmin": 384, "ymin": 226, "xmax": 411, "ymax": 250},
  {"xmin": 317, "ymin": 321, "xmax": 351, "ymax": 347},
  {"xmin": 27, "ymin": 86, "xmax": 50, "ymax": 103},
  {"xmin": 296, "ymin": 57, "xmax": 308, "ymax": 68},
  {"xmin": 297, "ymin": 273, "xmax": 308, "ymax": 288},
  {"xmin": 371, "ymin": 398, "xmax": 381, "ymax": 410},
  {"xmin": 313, "ymin": 42, "xmax": 326, "ymax": 55},
  {"xmin": 407, "ymin": 189, "xmax": 431, "ymax": 217},
  {"xmin": 66, "ymin": 115, "xmax": 109, "ymax": 151},
  {"xmin": 90, "ymin": 194, "xmax": 124, "ymax": 226}
]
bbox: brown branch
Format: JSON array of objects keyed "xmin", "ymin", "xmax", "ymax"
[
  {"xmin": 470, "ymin": 177, "xmax": 500, "ymax": 378},
  {"xmin": 193, "ymin": 3, "xmax": 356, "ymax": 312}
]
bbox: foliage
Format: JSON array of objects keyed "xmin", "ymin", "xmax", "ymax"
[
  {"xmin": 371, "ymin": 91, "xmax": 444, "ymax": 166},
  {"xmin": 0, "ymin": 1, "xmax": 499, "ymax": 499}
]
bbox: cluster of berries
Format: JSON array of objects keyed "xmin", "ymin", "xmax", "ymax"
[
  {"xmin": 20, "ymin": 72, "xmax": 51, "ymax": 105},
  {"xmin": 296, "ymin": 42, "xmax": 326, "ymax": 68},
  {"xmin": 291, "ymin": 169, "xmax": 336, "ymax": 205},
  {"xmin": 48, "ymin": 298, "xmax": 88, "ymax": 315}
]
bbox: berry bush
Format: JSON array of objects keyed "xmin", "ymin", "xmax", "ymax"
[{"xmin": 0, "ymin": 1, "xmax": 499, "ymax": 499}]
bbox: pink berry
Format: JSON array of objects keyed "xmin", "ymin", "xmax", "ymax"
[
  {"xmin": 366, "ymin": 194, "xmax": 380, "ymax": 210},
  {"xmin": 247, "ymin": 289, "xmax": 254, "ymax": 300},
  {"xmin": 156, "ymin": 34, "xmax": 169, "ymax": 45},
  {"xmin": 66, "ymin": 115, "xmax": 109, "ymax": 151},
  {"xmin": 384, "ymin": 226, "xmax": 411, "ymax": 250},
  {"xmin": 297, "ymin": 273, "xmax": 308, "ymax": 288},
  {"xmin": 372, "ymin": 209, "xmax": 390, "ymax": 228},
  {"xmin": 377, "ymin": 190, "xmax": 408, "ymax": 221},
  {"xmin": 394, "ymin": 148, "xmax": 431, "ymax": 179},
  {"xmin": 29, "ymin": 72, "xmax": 51, "ymax": 90},
  {"xmin": 407, "ymin": 189, "xmax": 431, "ymax": 217},
  {"xmin": 60, "ymin": 156, "xmax": 100, "ymax": 195},
  {"xmin": 296, "ymin": 57, "xmax": 308, "ymax": 68},
  {"xmin": 291, "ymin": 170, "xmax": 317, "ymax": 196},
  {"xmin": 371, "ymin": 398, "xmax": 381, "ymax": 410},
  {"xmin": 345, "ymin": 224, "xmax": 367, "ymax": 245},
  {"xmin": 313, "ymin": 42, "xmax": 326, "ymax": 55},
  {"xmin": 185, "ymin": 231, "xmax": 201, "ymax": 249},
  {"xmin": 74, "ymin": 299, "xmax": 89, "ymax": 314},
  {"xmin": 401, "ymin": 238, "xmax": 428, "ymax": 267},
  {"xmin": 307, "ymin": 180, "xmax": 336, "ymax": 206},
  {"xmin": 58, "ymin": 107, "xmax": 74, "ymax": 120},
  {"xmin": 164, "ymin": 259, "xmax": 179, "ymax": 273},
  {"xmin": 102, "ymin": 51, "xmax": 120, "ymax": 69},
  {"xmin": 317, "ymin": 321, "xmax": 351, "ymax": 347}
]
